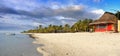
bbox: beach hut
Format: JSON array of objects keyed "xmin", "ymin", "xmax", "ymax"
[{"xmin": 89, "ymin": 12, "xmax": 118, "ymax": 32}]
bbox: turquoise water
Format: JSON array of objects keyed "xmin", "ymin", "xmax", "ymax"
[{"xmin": 0, "ymin": 33, "xmax": 42, "ymax": 56}]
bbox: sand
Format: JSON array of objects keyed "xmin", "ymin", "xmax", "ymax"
[{"xmin": 31, "ymin": 32, "xmax": 120, "ymax": 56}]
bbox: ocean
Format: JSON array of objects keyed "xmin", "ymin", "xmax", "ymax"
[{"xmin": 0, "ymin": 33, "xmax": 42, "ymax": 56}]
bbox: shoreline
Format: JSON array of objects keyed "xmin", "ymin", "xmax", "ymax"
[
  {"xmin": 31, "ymin": 33, "xmax": 53, "ymax": 56},
  {"xmin": 30, "ymin": 32, "xmax": 120, "ymax": 56}
]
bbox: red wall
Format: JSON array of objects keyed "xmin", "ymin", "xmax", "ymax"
[
  {"xmin": 107, "ymin": 24, "xmax": 112, "ymax": 31},
  {"xmin": 95, "ymin": 28, "xmax": 106, "ymax": 32},
  {"xmin": 95, "ymin": 23, "xmax": 113, "ymax": 32}
]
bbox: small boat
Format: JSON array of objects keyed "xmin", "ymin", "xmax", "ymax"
[
  {"xmin": 10, "ymin": 33, "xmax": 16, "ymax": 35},
  {"xmin": 5, "ymin": 33, "xmax": 16, "ymax": 36}
]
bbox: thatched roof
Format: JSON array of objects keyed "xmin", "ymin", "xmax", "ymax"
[{"xmin": 89, "ymin": 12, "xmax": 118, "ymax": 25}]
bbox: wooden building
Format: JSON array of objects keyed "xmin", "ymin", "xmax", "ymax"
[{"xmin": 89, "ymin": 12, "xmax": 118, "ymax": 32}]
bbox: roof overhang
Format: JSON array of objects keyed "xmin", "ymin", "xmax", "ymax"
[{"xmin": 89, "ymin": 22, "xmax": 115, "ymax": 25}]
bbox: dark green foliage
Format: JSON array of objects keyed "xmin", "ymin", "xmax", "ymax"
[
  {"xmin": 22, "ymin": 19, "xmax": 94, "ymax": 33},
  {"xmin": 115, "ymin": 11, "xmax": 120, "ymax": 20},
  {"xmin": 71, "ymin": 19, "xmax": 93, "ymax": 32}
]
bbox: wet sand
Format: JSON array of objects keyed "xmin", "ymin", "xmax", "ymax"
[{"xmin": 31, "ymin": 32, "xmax": 120, "ymax": 56}]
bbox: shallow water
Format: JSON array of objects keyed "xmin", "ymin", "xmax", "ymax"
[{"xmin": 0, "ymin": 33, "xmax": 42, "ymax": 56}]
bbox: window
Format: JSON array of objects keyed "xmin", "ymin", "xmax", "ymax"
[{"xmin": 96, "ymin": 24, "xmax": 106, "ymax": 29}]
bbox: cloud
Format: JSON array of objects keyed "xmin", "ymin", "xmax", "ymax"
[
  {"xmin": 1, "ymin": 0, "xmax": 41, "ymax": 11},
  {"xmin": 0, "ymin": 4, "xmax": 99, "ymax": 19},
  {"xmin": 0, "ymin": 14, "xmax": 37, "ymax": 30},
  {"xmin": 0, "ymin": 16, "xmax": 3, "ymax": 18},
  {"xmin": 0, "ymin": 4, "xmax": 105, "ymax": 26},
  {"xmin": 53, "ymin": 5, "xmax": 85, "ymax": 18},
  {"xmin": 0, "ymin": 0, "xmax": 105, "ymax": 32},
  {"xmin": 54, "ymin": 16, "xmax": 74, "ymax": 20},
  {"xmin": 0, "ymin": 1, "xmax": 104, "ymax": 19},
  {"xmin": 91, "ymin": 9, "xmax": 104, "ymax": 14},
  {"xmin": 33, "ymin": 22, "xmax": 46, "ymax": 26},
  {"xmin": 0, "ymin": 6, "xmax": 19, "ymax": 14},
  {"xmin": 0, "ymin": 22, "xmax": 31, "ymax": 31}
]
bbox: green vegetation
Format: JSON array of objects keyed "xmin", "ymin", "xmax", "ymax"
[
  {"xmin": 21, "ymin": 11, "xmax": 120, "ymax": 33},
  {"xmin": 71, "ymin": 19, "xmax": 93, "ymax": 32},
  {"xmin": 115, "ymin": 11, "xmax": 120, "ymax": 20},
  {"xmin": 22, "ymin": 19, "xmax": 94, "ymax": 33}
]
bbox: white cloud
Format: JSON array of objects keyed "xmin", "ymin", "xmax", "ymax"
[
  {"xmin": 51, "ymin": 2, "xmax": 61, "ymax": 9},
  {"xmin": 61, "ymin": 20, "xmax": 76, "ymax": 25},
  {"xmin": 54, "ymin": 16, "xmax": 74, "ymax": 20},
  {"xmin": 2, "ymin": 0, "xmax": 41, "ymax": 11},
  {"xmin": 33, "ymin": 22, "xmax": 45, "ymax": 26},
  {"xmin": 61, "ymin": 5, "xmax": 85, "ymax": 11},
  {"xmin": 0, "ymin": 14, "xmax": 34, "ymax": 26},
  {"xmin": 91, "ymin": 9, "xmax": 105, "ymax": 15},
  {"xmin": 51, "ymin": 5, "xmax": 60, "ymax": 9},
  {"xmin": 0, "ymin": 0, "xmax": 106, "ymax": 31},
  {"xmin": 70, "ymin": 5, "xmax": 84, "ymax": 10}
]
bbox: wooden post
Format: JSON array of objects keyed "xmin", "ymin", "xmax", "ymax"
[
  {"xmin": 118, "ymin": 20, "xmax": 120, "ymax": 32},
  {"xmin": 106, "ymin": 24, "xmax": 107, "ymax": 32},
  {"xmin": 98, "ymin": 24, "xmax": 99, "ymax": 32}
]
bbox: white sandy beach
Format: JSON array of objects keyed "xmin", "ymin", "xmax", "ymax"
[{"xmin": 31, "ymin": 32, "xmax": 120, "ymax": 56}]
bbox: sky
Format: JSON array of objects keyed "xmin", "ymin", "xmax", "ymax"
[{"xmin": 0, "ymin": 0, "xmax": 120, "ymax": 32}]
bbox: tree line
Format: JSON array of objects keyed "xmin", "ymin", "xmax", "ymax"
[
  {"xmin": 22, "ymin": 11, "xmax": 120, "ymax": 33},
  {"xmin": 22, "ymin": 19, "xmax": 94, "ymax": 33}
]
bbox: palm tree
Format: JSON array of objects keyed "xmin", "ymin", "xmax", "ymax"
[
  {"xmin": 63, "ymin": 24, "xmax": 71, "ymax": 32},
  {"xmin": 115, "ymin": 11, "xmax": 120, "ymax": 20},
  {"xmin": 38, "ymin": 25, "xmax": 44, "ymax": 33}
]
